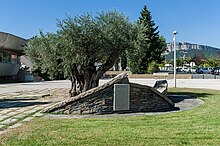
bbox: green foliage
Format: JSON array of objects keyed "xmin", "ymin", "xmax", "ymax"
[
  {"xmin": 128, "ymin": 5, "xmax": 166, "ymax": 74},
  {"xmin": 176, "ymin": 58, "xmax": 184, "ymax": 67},
  {"xmin": 147, "ymin": 61, "xmax": 159, "ymax": 73},
  {"xmin": 25, "ymin": 32, "xmax": 63, "ymax": 80},
  {"xmin": 192, "ymin": 54, "xmax": 206, "ymax": 66},
  {"xmin": 25, "ymin": 10, "xmax": 134, "ymax": 94},
  {"xmin": 205, "ymin": 58, "xmax": 219, "ymax": 67}
]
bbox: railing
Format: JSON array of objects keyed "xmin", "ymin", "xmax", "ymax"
[{"xmin": 153, "ymin": 72, "xmax": 169, "ymax": 79}]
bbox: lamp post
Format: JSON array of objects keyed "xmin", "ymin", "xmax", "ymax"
[{"xmin": 173, "ymin": 31, "xmax": 178, "ymax": 88}]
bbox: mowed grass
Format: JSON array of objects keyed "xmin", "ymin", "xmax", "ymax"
[{"xmin": 0, "ymin": 88, "xmax": 220, "ymax": 146}]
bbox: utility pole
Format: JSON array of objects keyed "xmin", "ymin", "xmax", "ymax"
[{"xmin": 173, "ymin": 31, "xmax": 178, "ymax": 88}]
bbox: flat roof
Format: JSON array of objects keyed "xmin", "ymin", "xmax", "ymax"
[{"xmin": 0, "ymin": 32, "xmax": 27, "ymax": 55}]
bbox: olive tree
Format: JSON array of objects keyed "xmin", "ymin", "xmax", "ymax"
[{"xmin": 25, "ymin": 11, "xmax": 135, "ymax": 96}]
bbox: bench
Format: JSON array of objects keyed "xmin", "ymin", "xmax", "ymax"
[
  {"xmin": 153, "ymin": 80, "xmax": 168, "ymax": 95},
  {"xmin": 153, "ymin": 72, "xmax": 169, "ymax": 79}
]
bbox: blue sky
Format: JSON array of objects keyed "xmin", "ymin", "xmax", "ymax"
[{"xmin": 1, "ymin": 0, "xmax": 220, "ymax": 48}]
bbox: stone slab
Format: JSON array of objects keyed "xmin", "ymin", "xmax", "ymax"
[
  {"xmin": 114, "ymin": 84, "xmax": 130, "ymax": 111},
  {"xmin": 22, "ymin": 117, "xmax": 34, "ymax": 122},
  {"xmin": 13, "ymin": 114, "xmax": 27, "ymax": 119},
  {"xmin": 0, "ymin": 109, "xmax": 12, "ymax": 114},
  {"xmin": 38, "ymin": 104, "xmax": 51, "ymax": 108},
  {"xmin": 0, "ymin": 124, "xmax": 5, "ymax": 129},
  {"xmin": 32, "ymin": 106, "xmax": 44, "ymax": 110},
  {"xmin": 15, "ymin": 108, "xmax": 28, "ymax": 112},
  {"xmin": 8, "ymin": 123, "xmax": 22, "ymax": 129},
  {"xmin": 5, "ymin": 111, "xmax": 20, "ymax": 116},
  {"xmin": 32, "ymin": 112, "xmax": 44, "ymax": 117},
  {"xmin": 0, "ymin": 115, "xmax": 8, "ymax": 121},
  {"xmin": 23, "ymin": 109, "xmax": 38, "ymax": 114},
  {"xmin": 0, "ymin": 118, "xmax": 18, "ymax": 125},
  {"xmin": 8, "ymin": 107, "xmax": 19, "ymax": 111}
]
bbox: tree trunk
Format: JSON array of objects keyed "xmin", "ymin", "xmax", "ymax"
[
  {"xmin": 68, "ymin": 60, "xmax": 114, "ymax": 97},
  {"xmin": 69, "ymin": 73, "xmax": 83, "ymax": 97},
  {"xmin": 69, "ymin": 77, "xmax": 99, "ymax": 97},
  {"xmin": 69, "ymin": 64, "xmax": 84, "ymax": 97}
]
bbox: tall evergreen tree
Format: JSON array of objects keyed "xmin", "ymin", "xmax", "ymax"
[{"xmin": 128, "ymin": 5, "xmax": 166, "ymax": 74}]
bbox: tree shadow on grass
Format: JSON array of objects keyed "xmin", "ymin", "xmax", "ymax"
[{"xmin": 167, "ymin": 92, "xmax": 211, "ymax": 103}]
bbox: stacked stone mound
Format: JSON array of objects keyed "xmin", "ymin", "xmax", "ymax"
[{"xmin": 43, "ymin": 73, "xmax": 174, "ymax": 114}]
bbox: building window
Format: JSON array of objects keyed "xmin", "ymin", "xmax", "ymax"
[
  {"xmin": 0, "ymin": 50, "xmax": 19, "ymax": 64},
  {"xmin": 11, "ymin": 54, "xmax": 18, "ymax": 64},
  {"xmin": 2, "ymin": 51, "xmax": 11, "ymax": 63}
]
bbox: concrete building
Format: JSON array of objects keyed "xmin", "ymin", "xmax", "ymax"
[{"xmin": 0, "ymin": 32, "xmax": 27, "ymax": 81}]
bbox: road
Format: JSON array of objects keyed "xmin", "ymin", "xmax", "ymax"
[
  {"xmin": 0, "ymin": 78, "xmax": 219, "ymax": 95},
  {"xmin": 100, "ymin": 78, "xmax": 220, "ymax": 90}
]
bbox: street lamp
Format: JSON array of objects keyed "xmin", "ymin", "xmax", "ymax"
[{"xmin": 173, "ymin": 30, "xmax": 178, "ymax": 88}]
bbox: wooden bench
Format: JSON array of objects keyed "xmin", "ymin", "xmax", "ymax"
[{"xmin": 153, "ymin": 72, "xmax": 169, "ymax": 79}]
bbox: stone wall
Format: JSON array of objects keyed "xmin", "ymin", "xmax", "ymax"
[
  {"xmin": 43, "ymin": 73, "xmax": 129, "ymax": 114},
  {"xmin": 59, "ymin": 86, "xmax": 114, "ymax": 114},
  {"xmin": 130, "ymin": 83, "xmax": 174, "ymax": 112},
  {"xmin": 43, "ymin": 73, "xmax": 174, "ymax": 115}
]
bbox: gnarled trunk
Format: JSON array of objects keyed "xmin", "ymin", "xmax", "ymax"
[
  {"xmin": 69, "ymin": 73, "xmax": 99, "ymax": 97},
  {"xmin": 68, "ymin": 60, "xmax": 114, "ymax": 97}
]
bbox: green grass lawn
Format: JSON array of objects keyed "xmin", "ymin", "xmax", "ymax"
[{"xmin": 0, "ymin": 88, "xmax": 220, "ymax": 146}]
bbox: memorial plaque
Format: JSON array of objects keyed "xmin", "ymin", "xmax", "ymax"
[{"xmin": 114, "ymin": 84, "xmax": 130, "ymax": 111}]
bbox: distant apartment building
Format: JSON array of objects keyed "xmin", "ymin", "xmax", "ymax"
[{"xmin": 0, "ymin": 32, "xmax": 27, "ymax": 81}]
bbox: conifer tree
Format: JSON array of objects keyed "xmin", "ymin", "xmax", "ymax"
[{"xmin": 129, "ymin": 5, "xmax": 166, "ymax": 73}]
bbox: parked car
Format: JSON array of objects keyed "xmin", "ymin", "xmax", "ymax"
[
  {"xmin": 211, "ymin": 67, "xmax": 220, "ymax": 75},
  {"xmin": 188, "ymin": 68, "xmax": 196, "ymax": 73},
  {"xmin": 176, "ymin": 67, "xmax": 196, "ymax": 73},
  {"xmin": 176, "ymin": 67, "xmax": 183, "ymax": 72},
  {"xmin": 181, "ymin": 67, "xmax": 190, "ymax": 72},
  {"xmin": 196, "ymin": 68, "xmax": 210, "ymax": 74}
]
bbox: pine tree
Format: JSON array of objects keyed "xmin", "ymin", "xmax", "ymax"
[{"xmin": 129, "ymin": 5, "xmax": 166, "ymax": 74}]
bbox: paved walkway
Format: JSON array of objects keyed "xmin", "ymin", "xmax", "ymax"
[{"xmin": 0, "ymin": 88, "xmax": 68, "ymax": 134}]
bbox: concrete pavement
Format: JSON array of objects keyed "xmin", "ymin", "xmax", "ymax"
[
  {"xmin": 0, "ymin": 80, "xmax": 71, "ymax": 94},
  {"xmin": 100, "ymin": 78, "xmax": 220, "ymax": 90},
  {"xmin": 0, "ymin": 78, "xmax": 219, "ymax": 95},
  {"xmin": 128, "ymin": 78, "xmax": 220, "ymax": 90},
  {"xmin": 0, "ymin": 87, "xmax": 69, "ymax": 134}
]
